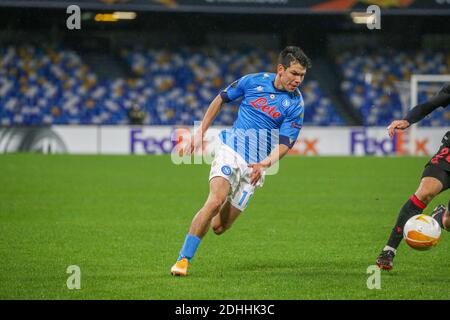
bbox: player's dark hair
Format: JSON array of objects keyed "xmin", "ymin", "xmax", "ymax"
[{"xmin": 278, "ymin": 46, "xmax": 312, "ymax": 69}]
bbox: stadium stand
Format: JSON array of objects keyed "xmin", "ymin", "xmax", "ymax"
[
  {"xmin": 337, "ymin": 48, "xmax": 450, "ymax": 126},
  {"xmin": 0, "ymin": 45, "xmax": 345, "ymax": 126}
]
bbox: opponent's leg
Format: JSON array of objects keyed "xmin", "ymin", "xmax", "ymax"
[
  {"xmin": 445, "ymin": 200, "xmax": 450, "ymax": 230},
  {"xmin": 385, "ymin": 177, "xmax": 441, "ymax": 248},
  {"xmin": 171, "ymin": 177, "xmax": 230, "ymax": 276},
  {"xmin": 211, "ymin": 201, "xmax": 242, "ymax": 235},
  {"xmin": 431, "ymin": 200, "xmax": 450, "ymax": 231},
  {"xmin": 376, "ymin": 177, "xmax": 443, "ymax": 270},
  {"xmin": 426, "ymin": 140, "xmax": 450, "ymax": 230}
]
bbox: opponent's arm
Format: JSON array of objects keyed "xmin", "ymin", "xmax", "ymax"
[
  {"xmin": 248, "ymin": 143, "xmax": 290, "ymax": 186},
  {"xmin": 388, "ymin": 84, "xmax": 450, "ymax": 137},
  {"xmin": 404, "ymin": 93, "xmax": 450, "ymax": 125}
]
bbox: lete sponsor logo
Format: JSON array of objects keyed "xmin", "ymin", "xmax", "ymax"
[
  {"xmin": 249, "ymin": 98, "xmax": 281, "ymax": 119},
  {"xmin": 130, "ymin": 129, "xmax": 176, "ymax": 154}
]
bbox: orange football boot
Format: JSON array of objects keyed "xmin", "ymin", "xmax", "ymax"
[{"xmin": 170, "ymin": 258, "xmax": 189, "ymax": 276}]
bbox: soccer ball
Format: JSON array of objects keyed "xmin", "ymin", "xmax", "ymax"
[{"xmin": 403, "ymin": 214, "xmax": 441, "ymax": 251}]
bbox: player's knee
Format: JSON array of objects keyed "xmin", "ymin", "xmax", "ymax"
[
  {"xmin": 206, "ymin": 196, "xmax": 226, "ymax": 212},
  {"xmin": 212, "ymin": 224, "xmax": 226, "ymax": 235},
  {"xmin": 415, "ymin": 190, "xmax": 437, "ymax": 204},
  {"xmin": 416, "ymin": 178, "xmax": 443, "ymax": 204}
]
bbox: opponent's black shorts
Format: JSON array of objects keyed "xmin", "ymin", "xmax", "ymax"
[
  {"xmin": 422, "ymin": 131, "xmax": 450, "ymax": 191},
  {"xmin": 422, "ymin": 165, "xmax": 450, "ymax": 191}
]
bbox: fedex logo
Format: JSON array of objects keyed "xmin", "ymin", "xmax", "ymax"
[
  {"xmin": 289, "ymin": 138, "xmax": 319, "ymax": 155},
  {"xmin": 130, "ymin": 129, "xmax": 175, "ymax": 154},
  {"xmin": 351, "ymin": 129, "xmax": 429, "ymax": 155},
  {"xmin": 250, "ymin": 98, "xmax": 281, "ymax": 119},
  {"xmin": 351, "ymin": 129, "xmax": 397, "ymax": 155}
]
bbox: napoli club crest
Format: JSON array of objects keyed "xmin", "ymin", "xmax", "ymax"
[
  {"xmin": 282, "ymin": 98, "xmax": 291, "ymax": 108},
  {"xmin": 221, "ymin": 165, "xmax": 232, "ymax": 176}
]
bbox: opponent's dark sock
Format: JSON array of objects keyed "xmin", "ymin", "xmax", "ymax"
[{"xmin": 386, "ymin": 195, "xmax": 427, "ymax": 250}]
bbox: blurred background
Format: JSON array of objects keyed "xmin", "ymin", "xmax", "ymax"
[{"xmin": 0, "ymin": 0, "xmax": 449, "ymax": 155}]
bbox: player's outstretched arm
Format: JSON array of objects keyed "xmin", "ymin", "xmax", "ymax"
[
  {"xmin": 248, "ymin": 144, "xmax": 290, "ymax": 186},
  {"xmin": 199, "ymin": 94, "xmax": 225, "ymax": 134},
  {"xmin": 387, "ymin": 84, "xmax": 450, "ymax": 138},
  {"xmin": 387, "ymin": 119, "xmax": 411, "ymax": 138},
  {"xmin": 187, "ymin": 94, "xmax": 225, "ymax": 154}
]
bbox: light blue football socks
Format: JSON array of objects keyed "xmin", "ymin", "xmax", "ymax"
[{"xmin": 178, "ymin": 234, "xmax": 201, "ymax": 262}]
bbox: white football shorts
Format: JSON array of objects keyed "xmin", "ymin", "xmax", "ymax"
[{"xmin": 209, "ymin": 142, "xmax": 265, "ymax": 212}]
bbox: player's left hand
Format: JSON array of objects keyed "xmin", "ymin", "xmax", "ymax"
[
  {"xmin": 387, "ymin": 119, "xmax": 410, "ymax": 138},
  {"xmin": 248, "ymin": 161, "xmax": 270, "ymax": 186},
  {"xmin": 182, "ymin": 130, "xmax": 203, "ymax": 155}
]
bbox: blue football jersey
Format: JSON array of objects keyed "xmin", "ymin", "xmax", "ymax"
[{"xmin": 219, "ymin": 72, "xmax": 304, "ymax": 163}]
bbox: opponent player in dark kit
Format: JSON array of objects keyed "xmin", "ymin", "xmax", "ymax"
[{"xmin": 376, "ymin": 82, "xmax": 450, "ymax": 270}]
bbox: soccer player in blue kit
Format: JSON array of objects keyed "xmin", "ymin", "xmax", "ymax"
[{"xmin": 171, "ymin": 46, "xmax": 312, "ymax": 276}]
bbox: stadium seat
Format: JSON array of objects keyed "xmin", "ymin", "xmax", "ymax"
[
  {"xmin": 336, "ymin": 48, "xmax": 450, "ymax": 126},
  {"xmin": 0, "ymin": 45, "xmax": 344, "ymax": 126}
]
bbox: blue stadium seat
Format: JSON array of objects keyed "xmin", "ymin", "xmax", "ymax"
[
  {"xmin": 337, "ymin": 48, "xmax": 450, "ymax": 126},
  {"xmin": 0, "ymin": 45, "xmax": 344, "ymax": 126}
]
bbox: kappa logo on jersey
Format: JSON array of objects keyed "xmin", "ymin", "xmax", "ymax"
[
  {"xmin": 249, "ymin": 97, "xmax": 281, "ymax": 119},
  {"xmin": 221, "ymin": 165, "xmax": 232, "ymax": 176}
]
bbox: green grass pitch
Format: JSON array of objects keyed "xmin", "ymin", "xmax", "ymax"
[{"xmin": 0, "ymin": 154, "xmax": 449, "ymax": 300}]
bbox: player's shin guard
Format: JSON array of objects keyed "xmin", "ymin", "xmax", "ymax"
[
  {"xmin": 386, "ymin": 195, "xmax": 427, "ymax": 250},
  {"xmin": 178, "ymin": 234, "xmax": 201, "ymax": 262}
]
